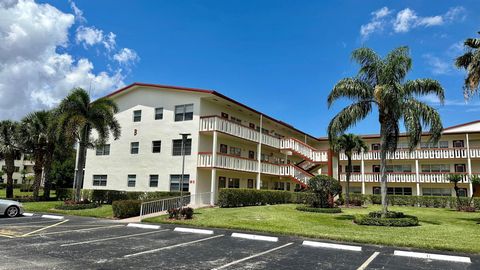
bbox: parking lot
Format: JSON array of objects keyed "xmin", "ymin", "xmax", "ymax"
[{"xmin": 0, "ymin": 214, "xmax": 478, "ymax": 270}]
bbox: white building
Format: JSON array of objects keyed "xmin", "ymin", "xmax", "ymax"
[
  {"xmin": 81, "ymin": 83, "xmax": 479, "ymax": 200},
  {"xmin": 0, "ymin": 152, "xmax": 34, "ymax": 185}
]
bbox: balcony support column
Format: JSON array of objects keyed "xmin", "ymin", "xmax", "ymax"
[
  {"xmin": 466, "ymin": 133, "xmax": 473, "ymax": 197},
  {"xmin": 361, "ymin": 150, "xmax": 365, "ymax": 195},
  {"xmin": 210, "ymin": 131, "xmax": 218, "ymax": 205},
  {"xmin": 256, "ymin": 115, "xmax": 263, "ymax": 190},
  {"xmin": 415, "ymin": 159, "xmax": 420, "ymax": 196}
]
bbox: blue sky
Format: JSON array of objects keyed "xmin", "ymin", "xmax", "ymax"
[{"xmin": 4, "ymin": 1, "xmax": 480, "ymax": 137}]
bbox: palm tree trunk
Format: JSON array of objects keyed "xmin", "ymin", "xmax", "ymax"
[
  {"xmin": 346, "ymin": 156, "xmax": 351, "ymax": 207},
  {"xmin": 32, "ymin": 148, "xmax": 45, "ymax": 201},
  {"xmin": 43, "ymin": 148, "xmax": 54, "ymax": 200},
  {"xmin": 74, "ymin": 127, "xmax": 88, "ymax": 202},
  {"xmin": 380, "ymin": 124, "xmax": 389, "ymax": 217},
  {"xmin": 5, "ymin": 153, "xmax": 14, "ymax": 199}
]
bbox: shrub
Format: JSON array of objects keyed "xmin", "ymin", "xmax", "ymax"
[
  {"xmin": 368, "ymin": 211, "xmax": 405, "ymax": 218},
  {"xmin": 167, "ymin": 207, "xmax": 194, "ymax": 219},
  {"xmin": 306, "ymin": 175, "xmax": 342, "ymax": 208},
  {"xmin": 56, "ymin": 188, "xmax": 74, "ymax": 201},
  {"xmin": 55, "ymin": 202, "xmax": 99, "ymax": 210},
  {"xmin": 218, "ymin": 189, "xmax": 293, "ymax": 208},
  {"xmin": 296, "ymin": 205, "xmax": 342, "ymax": 213},
  {"xmin": 84, "ymin": 190, "xmax": 185, "ymax": 204},
  {"xmin": 354, "ymin": 214, "xmax": 419, "ymax": 227},
  {"xmin": 180, "ymin": 207, "xmax": 194, "ymax": 219},
  {"xmin": 112, "ymin": 200, "xmax": 141, "ymax": 219},
  {"xmin": 167, "ymin": 208, "xmax": 180, "ymax": 219}
]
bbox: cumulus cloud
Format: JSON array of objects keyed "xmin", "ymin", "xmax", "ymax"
[
  {"xmin": 113, "ymin": 48, "xmax": 139, "ymax": 65},
  {"xmin": 0, "ymin": 0, "xmax": 132, "ymax": 120},
  {"xmin": 361, "ymin": 6, "xmax": 466, "ymax": 39},
  {"xmin": 75, "ymin": 26, "xmax": 116, "ymax": 51},
  {"xmin": 68, "ymin": 0, "xmax": 85, "ymax": 23}
]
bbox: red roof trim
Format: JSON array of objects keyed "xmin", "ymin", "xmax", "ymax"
[{"xmin": 103, "ymin": 82, "xmax": 321, "ymax": 142}]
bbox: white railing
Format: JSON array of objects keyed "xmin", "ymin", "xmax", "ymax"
[
  {"xmin": 339, "ymin": 172, "xmax": 473, "ymax": 183},
  {"xmin": 339, "ymin": 148, "xmax": 469, "ymax": 161},
  {"xmin": 279, "ymin": 138, "xmax": 328, "ymax": 162},
  {"xmin": 140, "ymin": 192, "xmax": 212, "ymax": 218},
  {"xmin": 281, "ymin": 165, "xmax": 313, "ymax": 184},
  {"xmin": 470, "ymin": 148, "xmax": 480, "ymax": 158}
]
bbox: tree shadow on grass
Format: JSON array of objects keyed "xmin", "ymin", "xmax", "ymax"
[
  {"xmin": 334, "ymin": 215, "xmax": 355, "ymax": 221},
  {"xmin": 419, "ymin": 220, "xmax": 442, "ymax": 225},
  {"xmin": 457, "ymin": 217, "xmax": 480, "ymax": 224}
]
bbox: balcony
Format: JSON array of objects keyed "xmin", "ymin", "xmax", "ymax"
[
  {"xmin": 200, "ymin": 116, "xmax": 328, "ymax": 162},
  {"xmin": 339, "ymin": 148, "xmax": 472, "ymax": 161},
  {"xmin": 198, "ymin": 152, "xmax": 312, "ymax": 186},
  {"xmin": 339, "ymin": 172, "xmax": 474, "ymax": 184}
]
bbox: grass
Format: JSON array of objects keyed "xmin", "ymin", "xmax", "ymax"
[
  {"xmin": 0, "ymin": 188, "xmax": 56, "ymax": 198},
  {"xmin": 144, "ymin": 204, "xmax": 480, "ymax": 254},
  {"xmin": 22, "ymin": 201, "xmax": 113, "ymax": 219}
]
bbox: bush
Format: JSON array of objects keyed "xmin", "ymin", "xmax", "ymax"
[
  {"xmin": 354, "ymin": 214, "xmax": 419, "ymax": 227},
  {"xmin": 167, "ymin": 207, "xmax": 194, "ymax": 219},
  {"xmin": 180, "ymin": 207, "xmax": 194, "ymax": 219},
  {"xmin": 296, "ymin": 205, "xmax": 342, "ymax": 213},
  {"xmin": 218, "ymin": 189, "xmax": 293, "ymax": 208},
  {"xmin": 167, "ymin": 208, "xmax": 180, "ymax": 219},
  {"xmin": 55, "ymin": 202, "xmax": 99, "ymax": 210},
  {"xmin": 368, "ymin": 211, "xmax": 405, "ymax": 218},
  {"xmin": 56, "ymin": 188, "xmax": 74, "ymax": 201},
  {"xmin": 112, "ymin": 200, "xmax": 141, "ymax": 219},
  {"xmin": 306, "ymin": 175, "xmax": 342, "ymax": 208},
  {"xmin": 85, "ymin": 190, "xmax": 185, "ymax": 204}
]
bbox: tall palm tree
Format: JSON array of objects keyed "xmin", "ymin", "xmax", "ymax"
[
  {"xmin": 19, "ymin": 111, "xmax": 50, "ymax": 200},
  {"xmin": 455, "ymin": 31, "xmax": 480, "ymax": 99},
  {"xmin": 330, "ymin": 133, "xmax": 367, "ymax": 207},
  {"xmin": 0, "ymin": 121, "xmax": 21, "ymax": 199},
  {"xmin": 57, "ymin": 88, "xmax": 121, "ymax": 202},
  {"xmin": 328, "ymin": 47, "xmax": 444, "ymax": 216}
]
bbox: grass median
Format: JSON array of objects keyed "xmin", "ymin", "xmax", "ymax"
[
  {"xmin": 22, "ymin": 201, "xmax": 113, "ymax": 219},
  {"xmin": 144, "ymin": 204, "xmax": 480, "ymax": 254}
]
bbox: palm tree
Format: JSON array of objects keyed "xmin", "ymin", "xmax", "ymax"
[
  {"xmin": 57, "ymin": 88, "xmax": 121, "ymax": 202},
  {"xmin": 447, "ymin": 174, "xmax": 464, "ymax": 206},
  {"xmin": 0, "ymin": 121, "xmax": 21, "ymax": 199},
  {"xmin": 455, "ymin": 31, "xmax": 480, "ymax": 99},
  {"xmin": 19, "ymin": 111, "xmax": 50, "ymax": 200},
  {"xmin": 328, "ymin": 47, "xmax": 444, "ymax": 216},
  {"xmin": 331, "ymin": 134, "xmax": 367, "ymax": 207}
]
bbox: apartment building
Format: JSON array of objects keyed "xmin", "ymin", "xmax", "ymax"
[
  {"xmin": 0, "ymin": 152, "xmax": 35, "ymax": 185},
  {"xmin": 335, "ymin": 121, "xmax": 480, "ymax": 198},
  {"xmin": 82, "ymin": 83, "xmax": 479, "ymax": 201}
]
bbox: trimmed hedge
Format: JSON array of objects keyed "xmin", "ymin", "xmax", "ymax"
[
  {"xmin": 55, "ymin": 202, "xmax": 99, "ymax": 210},
  {"xmin": 296, "ymin": 206, "xmax": 342, "ymax": 213},
  {"xmin": 345, "ymin": 194, "xmax": 479, "ymax": 209},
  {"xmin": 354, "ymin": 214, "xmax": 419, "ymax": 227},
  {"xmin": 218, "ymin": 189, "xmax": 295, "ymax": 208},
  {"xmin": 112, "ymin": 200, "xmax": 141, "ymax": 219},
  {"xmin": 54, "ymin": 189, "xmax": 185, "ymax": 204}
]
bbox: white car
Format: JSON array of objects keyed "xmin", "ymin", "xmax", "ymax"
[{"xmin": 0, "ymin": 199, "xmax": 24, "ymax": 218}]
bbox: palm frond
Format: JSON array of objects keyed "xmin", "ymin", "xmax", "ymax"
[{"xmin": 327, "ymin": 78, "xmax": 374, "ymax": 107}]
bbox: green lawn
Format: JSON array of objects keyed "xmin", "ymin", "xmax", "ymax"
[
  {"xmin": 22, "ymin": 201, "xmax": 113, "ymax": 219},
  {"xmin": 0, "ymin": 188, "xmax": 56, "ymax": 198},
  {"xmin": 144, "ymin": 204, "xmax": 480, "ymax": 254}
]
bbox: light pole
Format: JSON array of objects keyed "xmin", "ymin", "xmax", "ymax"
[{"xmin": 179, "ymin": 133, "xmax": 191, "ymax": 208}]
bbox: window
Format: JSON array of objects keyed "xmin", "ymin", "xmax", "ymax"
[
  {"xmin": 371, "ymin": 143, "xmax": 381, "ymax": 150},
  {"xmin": 386, "ymin": 165, "xmax": 412, "ymax": 173},
  {"xmin": 127, "ymin": 175, "xmax": 136, "ymax": 187},
  {"xmin": 345, "ymin": 165, "xmax": 361, "ymax": 173},
  {"xmin": 152, "ymin": 141, "xmax": 161, "ymax": 153},
  {"xmin": 231, "ymin": 116, "xmax": 242, "ymax": 124},
  {"xmin": 373, "ymin": 186, "xmax": 412, "ymax": 195},
  {"xmin": 247, "ymin": 179, "xmax": 255, "ymax": 189},
  {"xmin": 219, "ymin": 144, "xmax": 228, "ymax": 154},
  {"xmin": 249, "ymin": 123, "xmax": 255, "ymax": 129},
  {"xmin": 170, "ymin": 174, "xmax": 189, "ymax": 191},
  {"xmin": 155, "ymin": 107, "xmax": 163, "ymax": 120},
  {"xmin": 149, "ymin": 175, "xmax": 159, "ymax": 187},
  {"xmin": 172, "ymin": 139, "xmax": 192, "ymax": 156},
  {"xmin": 248, "ymin": 151, "xmax": 255, "ymax": 159},
  {"xmin": 421, "ymin": 164, "xmax": 450, "ymax": 173},
  {"xmin": 349, "ymin": 186, "xmax": 362, "ymax": 194},
  {"xmin": 174, "ymin": 104, "xmax": 193, "ymax": 121},
  {"xmin": 421, "ymin": 141, "xmax": 449, "ymax": 148},
  {"xmin": 423, "ymin": 188, "xmax": 451, "ymax": 196},
  {"xmin": 96, "ymin": 144, "xmax": 110, "ymax": 156},
  {"xmin": 439, "ymin": 141, "xmax": 449, "ymax": 148},
  {"xmin": 454, "ymin": 164, "xmax": 466, "ymax": 173},
  {"xmin": 274, "ymin": 182, "xmax": 285, "ymax": 190},
  {"xmin": 458, "ymin": 188, "xmax": 468, "ymax": 197},
  {"xmin": 229, "ymin": 146, "xmax": 241, "ymax": 157},
  {"xmin": 372, "ymin": 165, "xmax": 380, "ymax": 173},
  {"xmin": 130, "ymin": 142, "xmax": 139, "ymax": 154},
  {"xmin": 228, "ymin": 178, "xmax": 240, "ymax": 188},
  {"xmin": 93, "ymin": 175, "xmax": 107, "ymax": 186},
  {"xmin": 221, "ymin": 112, "xmax": 229, "ymax": 119},
  {"xmin": 286, "ymin": 182, "xmax": 291, "ymax": 191},
  {"xmin": 453, "ymin": 140, "xmax": 465, "ymax": 148},
  {"xmin": 2, "ymin": 166, "xmax": 20, "ymax": 172},
  {"xmin": 133, "ymin": 110, "xmax": 142, "ymax": 122},
  {"xmin": 219, "ymin": 176, "xmax": 226, "ymax": 188}
]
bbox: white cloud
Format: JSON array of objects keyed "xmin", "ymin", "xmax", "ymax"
[
  {"xmin": 68, "ymin": 0, "xmax": 85, "ymax": 23},
  {"xmin": 0, "ymin": 0, "xmax": 130, "ymax": 120},
  {"xmin": 360, "ymin": 7, "xmax": 391, "ymax": 40},
  {"xmin": 361, "ymin": 6, "xmax": 466, "ymax": 38},
  {"xmin": 76, "ymin": 26, "xmax": 104, "ymax": 47},
  {"xmin": 422, "ymin": 54, "xmax": 451, "ymax": 75},
  {"xmin": 113, "ymin": 48, "xmax": 139, "ymax": 65}
]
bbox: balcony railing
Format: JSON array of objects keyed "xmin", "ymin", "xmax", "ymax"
[
  {"xmin": 198, "ymin": 152, "xmax": 312, "ymax": 186},
  {"xmin": 339, "ymin": 148, "xmax": 471, "ymax": 161},
  {"xmin": 199, "ymin": 116, "xmax": 328, "ymax": 162},
  {"xmin": 339, "ymin": 172, "xmax": 475, "ymax": 183}
]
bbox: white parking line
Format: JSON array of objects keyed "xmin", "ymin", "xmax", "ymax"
[
  {"xmin": 231, "ymin": 233, "xmax": 278, "ymax": 242},
  {"xmin": 174, "ymin": 227, "xmax": 214, "ymax": 235},
  {"xmin": 22, "ymin": 213, "xmax": 34, "ymax": 217},
  {"xmin": 357, "ymin": 252, "xmax": 380, "ymax": 270},
  {"xmin": 212, "ymin": 242, "xmax": 294, "ymax": 270},
  {"xmin": 41, "ymin": 214, "xmax": 64, "ymax": 220},
  {"xmin": 394, "ymin": 250, "xmax": 471, "ymax": 263},
  {"xmin": 61, "ymin": 229, "xmax": 170, "ymax": 247},
  {"xmin": 127, "ymin": 223, "xmax": 161, "ymax": 230},
  {"xmin": 123, "ymin": 234, "xmax": 225, "ymax": 258},
  {"xmin": 302, "ymin": 240, "xmax": 362, "ymax": 252},
  {"xmin": 28, "ymin": 224, "xmax": 125, "ymax": 236}
]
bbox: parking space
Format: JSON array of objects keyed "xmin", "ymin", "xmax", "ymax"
[{"xmin": 0, "ymin": 215, "xmax": 478, "ymax": 269}]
